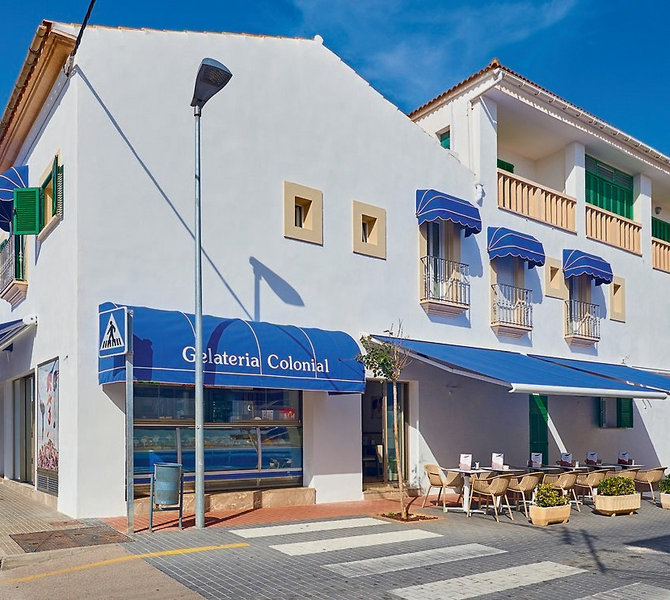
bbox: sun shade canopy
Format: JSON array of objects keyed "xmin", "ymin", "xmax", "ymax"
[
  {"xmin": 532, "ymin": 355, "xmax": 670, "ymax": 395},
  {"xmin": 0, "ymin": 165, "xmax": 28, "ymax": 232},
  {"xmin": 416, "ymin": 189, "xmax": 482, "ymax": 237},
  {"xmin": 98, "ymin": 303, "xmax": 365, "ymax": 393},
  {"xmin": 487, "ymin": 227, "xmax": 545, "ymax": 268},
  {"xmin": 371, "ymin": 335, "xmax": 666, "ymax": 399},
  {"xmin": 563, "ymin": 249, "xmax": 613, "ymax": 285}
]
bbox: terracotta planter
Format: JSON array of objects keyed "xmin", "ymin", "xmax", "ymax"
[
  {"xmin": 661, "ymin": 492, "xmax": 670, "ymax": 510},
  {"xmin": 593, "ymin": 493, "xmax": 641, "ymax": 516},
  {"xmin": 529, "ymin": 504, "xmax": 571, "ymax": 526}
]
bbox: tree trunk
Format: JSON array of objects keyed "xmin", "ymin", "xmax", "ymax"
[{"xmin": 392, "ymin": 380, "xmax": 407, "ymax": 519}]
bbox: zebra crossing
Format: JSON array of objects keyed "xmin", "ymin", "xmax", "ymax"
[{"xmin": 230, "ymin": 517, "xmax": 670, "ymax": 599}]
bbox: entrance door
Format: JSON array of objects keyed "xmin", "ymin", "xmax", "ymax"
[
  {"xmin": 13, "ymin": 374, "xmax": 35, "ymax": 484},
  {"xmin": 529, "ymin": 394, "xmax": 548, "ymax": 465}
]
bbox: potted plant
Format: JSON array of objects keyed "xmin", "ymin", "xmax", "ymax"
[
  {"xmin": 593, "ymin": 476, "xmax": 640, "ymax": 516},
  {"xmin": 659, "ymin": 476, "xmax": 670, "ymax": 510},
  {"xmin": 529, "ymin": 483, "xmax": 570, "ymax": 526}
]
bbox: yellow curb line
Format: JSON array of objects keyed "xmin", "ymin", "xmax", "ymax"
[{"xmin": 1, "ymin": 542, "xmax": 249, "ymax": 584}]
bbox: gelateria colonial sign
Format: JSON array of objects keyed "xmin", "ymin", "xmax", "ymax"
[{"xmin": 98, "ymin": 303, "xmax": 363, "ymax": 393}]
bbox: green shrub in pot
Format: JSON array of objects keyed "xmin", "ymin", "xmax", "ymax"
[
  {"xmin": 535, "ymin": 483, "xmax": 567, "ymax": 507},
  {"xmin": 659, "ymin": 476, "xmax": 670, "ymax": 494},
  {"xmin": 596, "ymin": 476, "xmax": 636, "ymax": 496}
]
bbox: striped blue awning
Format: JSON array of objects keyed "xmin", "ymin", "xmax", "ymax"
[
  {"xmin": 416, "ymin": 189, "xmax": 481, "ymax": 237},
  {"xmin": 487, "ymin": 227, "xmax": 545, "ymax": 268},
  {"xmin": 0, "ymin": 165, "xmax": 28, "ymax": 232},
  {"xmin": 563, "ymin": 249, "xmax": 613, "ymax": 286}
]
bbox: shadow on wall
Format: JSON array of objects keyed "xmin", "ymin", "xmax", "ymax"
[
  {"xmin": 74, "ymin": 67, "xmax": 253, "ymax": 320},
  {"xmin": 249, "ymin": 257, "xmax": 304, "ymax": 322},
  {"xmin": 592, "ymin": 284, "xmax": 608, "ymax": 319},
  {"xmin": 463, "ymin": 234, "xmax": 484, "ymax": 278},
  {"xmin": 527, "ymin": 266, "xmax": 543, "ymax": 304}
]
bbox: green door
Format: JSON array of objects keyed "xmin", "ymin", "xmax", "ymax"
[{"xmin": 529, "ymin": 394, "xmax": 548, "ymax": 465}]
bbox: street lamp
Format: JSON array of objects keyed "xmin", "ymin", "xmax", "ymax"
[{"xmin": 191, "ymin": 58, "xmax": 232, "ymax": 529}]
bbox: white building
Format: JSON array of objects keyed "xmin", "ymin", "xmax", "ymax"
[{"xmin": 0, "ymin": 22, "xmax": 669, "ymax": 518}]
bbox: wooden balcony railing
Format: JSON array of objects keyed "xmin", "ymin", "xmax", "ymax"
[
  {"xmin": 585, "ymin": 204, "xmax": 641, "ymax": 254},
  {"xmin": 652, "ymin": 237, "xmax": 670, "ymax": 273},
  {"xmin": 497, "ymin": 169, "xmax": 576, "ymax": 231}
]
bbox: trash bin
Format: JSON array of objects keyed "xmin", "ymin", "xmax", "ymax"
[{"xmin": 149, "ymin": 462, "xmax": 183, "ymax": 532}]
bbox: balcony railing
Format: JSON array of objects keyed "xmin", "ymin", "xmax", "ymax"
[
  {"xmin": 565, "ymin": 299, "xmax": 600, "ymax": 344},
  {"xmin": 652, "ymin": 237, "xmax": 670, "ymax": 273},
  {"xmin": 497, "ymin": 169, "xmax": 576, "ymax": 231},
  {"xmin": 585, "ymin": 203, "xmax": 641, "ymax": 254},
  {"xmin": 491, "ymin": 284, "xmax": 532, "ymax": 335},
  {"xmin": 420, "ymin": 255, "xmax": 470, "ymax": 315},
  {"xmin": 0, "ymin": 236, "xmax": 27, "ymax": 306}
]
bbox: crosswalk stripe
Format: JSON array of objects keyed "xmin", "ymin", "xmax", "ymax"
[
  {"xmin": 230, "ymin": 517, "xmax": 388, "ymax": 538},
  {"xmin": 576, "ymin": 583, "xmax": 670, "ymax": 599},
  {"xmin": 270, "ymin": 529, "xmax": 441, "ymax": 556},
  {"xmin": 390, "ymin": 561, "xmax": 585, "ymax": 600},
  {"xmin": 323, "ymin": 543, "xmax": 506, "ymax": 578}
]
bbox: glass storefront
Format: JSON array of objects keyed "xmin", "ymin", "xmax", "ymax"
[{"xmin": 133, "ymin": 384, "xmax": 302, "ymax": 492}]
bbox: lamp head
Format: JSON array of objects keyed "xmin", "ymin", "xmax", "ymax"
[{"xmin": 190, "ymin": 58, "xmax": 232, "ymax": 109}]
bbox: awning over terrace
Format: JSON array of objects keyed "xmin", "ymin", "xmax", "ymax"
[
  {"xmin": 487, "ymin": 227, "xmax": 545, "ymax": 268},
  {"xmin": 0, "ymin": 316, "xmax": 36, "ymax": 351},
  {"xmin": 415, "ymin": 189, "xmax": 482, "ymax": 237},
  {"xmin": 371, "ymin": 335, "xmax": 666, "ymax": 399}
]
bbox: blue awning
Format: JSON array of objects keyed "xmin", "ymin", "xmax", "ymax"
[
  {"xmin": 371, "ymin": 335, "xmax": 666, "ymax": 399},
  {"xmin": 0, "ymin": 316, "xmax": 36, "ymax": 351},
  {"xmin": 98, "ymin": 303, "xmax": 365, "ymax": 393},
  {"xmin": 0, "ymin": 165, "xmax": 28, "ymax": 232},
  {"xmin": 487, "ymin": 227, "xmax": 545, "ymax": 268},
  {"xmin": 563, "ymin": 249, "xmax": 613, "ymax": 285},
  {"xmin": 416, "ymin": 189, "xmax": 482, "ymax": 237},
  {"xmin": 532, "ymin": 355, "xmax": 670, "ymax": 395}
]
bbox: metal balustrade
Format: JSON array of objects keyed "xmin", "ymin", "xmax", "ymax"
[
  {"xmin": 420, "ymin": 255, "xmax": 470, "ymax": 307},
  {"xmin": 491, "ymin": 283, "xmax": 533, "ymax": 330},
  {"xmin": 565, "ymin": 299, "xmax": 600, "ymax": 341},
  {"xmin": 0, "ymin": 236, "xmax": 25, "ymax": 293}
]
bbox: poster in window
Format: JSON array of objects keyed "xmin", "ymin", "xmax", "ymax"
[{"xmin": 37, "ymin": 358, "xmax": 59, "ymax": 473}]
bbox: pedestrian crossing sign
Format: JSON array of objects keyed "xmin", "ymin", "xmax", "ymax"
[{"xmin": 99, "ymin": 306, "xmax": 128, "ymax": 358}]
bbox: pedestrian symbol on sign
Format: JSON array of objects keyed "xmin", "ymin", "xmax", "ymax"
[{"xmin": 100, "ymin": 314, "xmax": 124, "ymax": 351}]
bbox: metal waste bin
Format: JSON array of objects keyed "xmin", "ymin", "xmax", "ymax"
[{"xmin": 149, "ymin": 462, "xmax": 183, "ymax": 532}]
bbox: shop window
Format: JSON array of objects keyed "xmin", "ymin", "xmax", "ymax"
[
  {"xmin": 438, "ymin": 128, "xmax": 450, "ymax": 150},
  {"xmin": 283, "ymin": 181, "xmax": 323, "ymax": 245},
  {"xmin": 610, "ymin": 276, "xmax": 625, "ymax": 322},
  {"xmin": 352, "ymin": 200, "xmax": 386, "ymax": 259},
  {"xmin": 596, "ymin": 397, "xmax": 633, "ymax": 428},
  {"xmin": 497, "ymin": 158, "xmax": 515, "ymax": 174},
  {"xmin": 544, "ymin": 257, "xmax": 568, "ymax": 300}
]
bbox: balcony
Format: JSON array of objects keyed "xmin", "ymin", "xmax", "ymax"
[
  {"xmin": 497, "ymin": 169, "xmax": 576, "ymax": 232},
  {"xmin": 420, "ymin": 255, "xmax": 470, "ymax": 316},
  {"xmin": 585, "ymin": 204, "xmax": 641, "ymax": 254},
  {"xmin": 652, "ymin": 238, "xmax": 670, "ymax": 273},
  {"xmin": 565, "ymin": 299, "xmax": 600, "ymax": 345},
  {"xmin": 0, "ymin": 236, "xmax": 27, "ymax": 307},
  {"xmin": 491, "ymin": 283, "xmax": 533, "ymax": 337}
]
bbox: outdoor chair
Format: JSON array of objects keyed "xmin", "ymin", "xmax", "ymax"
[
  {"xmin": 468, "ymin": 474, "xmax": 514, "ymax": 522},
  {"xmin": 507, "ymin": 472, "xmax": 543, "ymax": 519},
  {"xmin": 574, "ymin": 470, "xmax": 606, "ymax": 504},
  {"xmin": 549, "ymin": 471, "xmax": 581, "ymax": 512},
  {"xmin": 634, "ymin": 467, "xmax": 667, "ymax": 504},
  {"xmin": 422, "ymin": 464, "xmax": 463, "ymax": 509},
  {"xmin": 615, "ymin": 467, "xmax": 640, "ymax": 480}
]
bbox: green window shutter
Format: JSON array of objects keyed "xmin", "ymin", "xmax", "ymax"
[
  {"xmin": 439, "ymin": 131, "xmax": 450, "ymax": 150},
  {"xmin": 55, "ymin": 164, "xmax": 64, "ymax": 218},
  {"xmin": 596, "ymin": 397, "xmax": 606, "ymax": 427},
  {"xmin": 652, "ymin": 217, "xmax": 670, "ymax": 243},
  {"xmin": 13, "ymin": 187, "xmax": 42, "ymax": 234},
  {"xmin": 585, "ymin": 155, "xmax": 634, "ymax": 219},
  {"xmin": 617, "ymin": 398, "xmax": 633, "ymax": 428},
  {"xmin": 497, "ymin": 159, "xmax": 514, "ymax": 173}
]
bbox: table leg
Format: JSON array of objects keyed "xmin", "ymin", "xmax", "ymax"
[{"xmin": 462, "ymin": 475, "xmax": 471, "ymax": 513}]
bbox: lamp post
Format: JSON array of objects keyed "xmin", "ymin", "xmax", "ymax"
[{"xmin": 190, "ymin": 58, "xmax": 232, "ymax": 529}]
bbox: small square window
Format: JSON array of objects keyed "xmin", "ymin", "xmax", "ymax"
[
  {"xmin": 544, "ymin": 257, "xmax": 568, "ymax": 300},
  {"xmin": 284, "ymin": 181, "xmax": 323, "ymax": 245},
  {"xmin": 353, "ymin": 201, "xmax": 386, "ymax": 259},
  {"xmin": 438, "ymin": 129, "xmax": 450, "ymax": 150},
  {"xmin": 610, "ymin": 276, "xmax": 625, "ymax": 322}
]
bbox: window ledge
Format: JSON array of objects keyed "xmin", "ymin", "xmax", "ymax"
[
  {"xmin": 0, "ymin": 280, "xmax": 28, "ymax": 307},
  {"xmin": 420, "ymin": 299, "xmax": 468, "ymax": 317},
  {"xmin": 37, "ymin": 214, "xmax": 61, "ymax": 243}
]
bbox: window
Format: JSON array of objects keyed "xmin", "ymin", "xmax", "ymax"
[
  {"xmin": 610, "ymin": 276, "xmax": 625, "ymax": 322},
  {"xmin": 283, "ymin": 181, "xmax": 323, "ymax": 245},
  {"xmin": 497, "ymin": 158, "xmax": 514, "ymax": 174},
  {"xmin": 585, "ymin": 155, "xmax": 633, "ymax": 219},
  {"xmin": 652, "ymin": 217, "xmax": 670, "ymax": 242},
  {"xmin": 596, "ymin": 397, "xmax": 633, "ymax": 428},
  {"xmin": 544, "ymin": 257, "xmax": 568, "ymax": 300},
  {"xmin": 352, "ymin": 200, "xmax": 386, "ymax": 259},
  {"xmin": 438, "ymin": 129, "xmax": 450, "ymax": 150}
]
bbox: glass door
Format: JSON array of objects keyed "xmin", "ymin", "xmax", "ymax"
[{"xmin": 13, "ymin": 374, "xmax": 35, "ymax": 484}]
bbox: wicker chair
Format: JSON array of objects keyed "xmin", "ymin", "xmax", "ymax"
[
  {"xmin": 421, "ymin": 464, "xmax": 463, "ymax": 509},
  {"xmin": 508, "ymin": 473, "xmax": 543, "ymax": 518},
  {"xmin": 634, "ymin": 467, "xmax": 667, "ymax": 504},
  {"xmin": 548, "ymin": 471, "xmax": 581, "ymax": 512},
  {"xmin": 615, "ymin": 467, "xmax": 640, "ymax": 480},
  {"xmin": 574, "ymin": 470, "xmax": 606, "ymax": 504},
  {"xmin": 468, "ymin": 474, "xmax": 514, "ymax": 522}
]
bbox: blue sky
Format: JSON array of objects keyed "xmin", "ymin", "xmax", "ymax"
[{"xmin": 1, "ymin": 1, "xmax": 669, "ymax": 155}]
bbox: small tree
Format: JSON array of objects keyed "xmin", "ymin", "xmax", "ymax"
[{"xmin": 358, "ymin": 323, "xmax": 411, "ymax": 519}]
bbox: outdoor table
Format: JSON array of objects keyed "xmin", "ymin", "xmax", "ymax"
[
  {"xmin": 442, "ymin": 468, "xmax": 489, "ymax": 514},
  {"xmin": 482, "ymin": 466, "xmax": 527, "ymax": 474}
]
